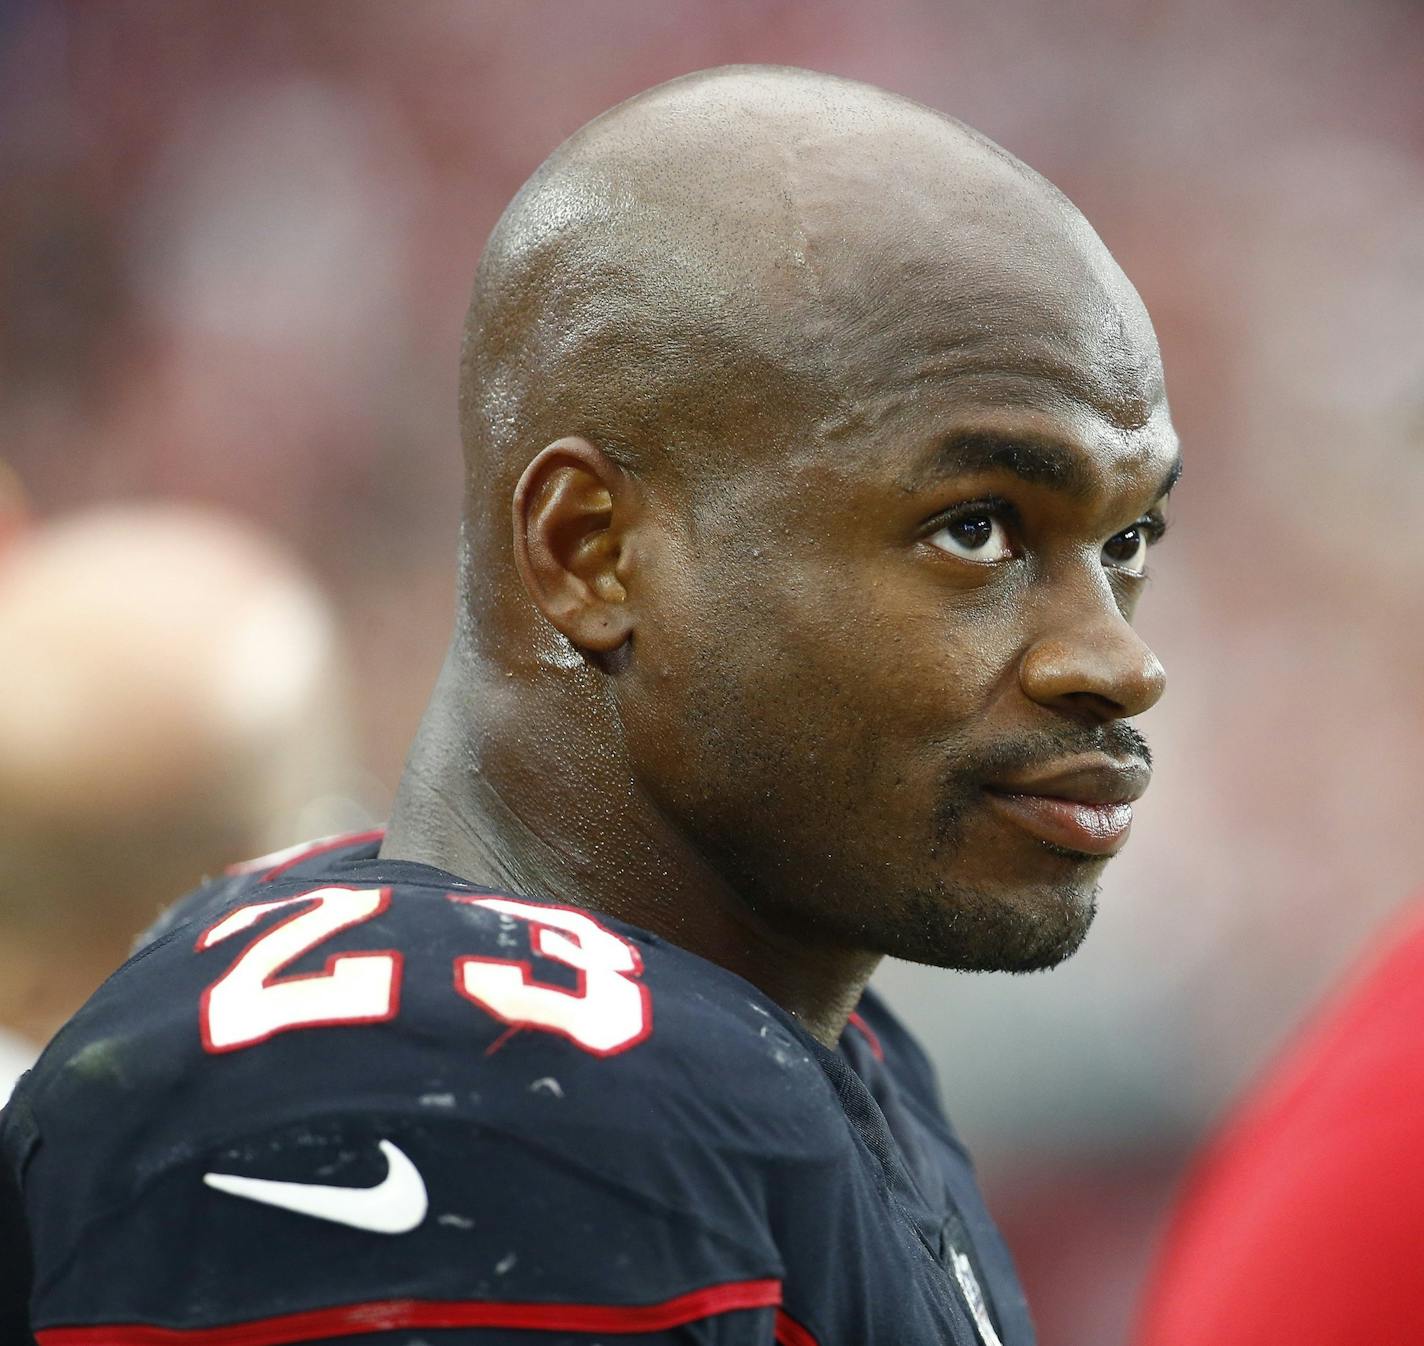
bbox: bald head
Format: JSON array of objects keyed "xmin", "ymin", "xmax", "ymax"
[
  {"xmin": 0, "ymin": 505, "xmax": 355, "ymax": 929},
  {"xmin": 458, "ymin": 66, "xmax": 1161, "ymax": 621},
  {"xmin": 391, "ymin": 67, "xmax": 1177, "ymax": 1013}
]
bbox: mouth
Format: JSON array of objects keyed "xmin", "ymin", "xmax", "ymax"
[{"xmin": 981, "ymin": 756, "xmax": 1150, "ymax": 858}]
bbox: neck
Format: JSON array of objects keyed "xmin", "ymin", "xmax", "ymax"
[{"xmin": 382, "ymin": 647, "xmax": 878, "ymax": 1046}]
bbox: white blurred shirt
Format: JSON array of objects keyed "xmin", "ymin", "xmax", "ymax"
[{"xmin": 0, "ymin": 1027, "xmax": 35, "ymax": 1105}]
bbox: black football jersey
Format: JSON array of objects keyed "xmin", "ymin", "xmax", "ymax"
[{"xmin": 0, "ymin": 833, "xmax": 1035, "ymax": 1346}]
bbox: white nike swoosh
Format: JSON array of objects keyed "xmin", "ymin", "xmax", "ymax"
[{"xmin": 203, "ymin": 1139, "xmax": 428, "ymax": 1234}]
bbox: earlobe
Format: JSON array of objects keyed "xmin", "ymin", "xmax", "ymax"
[{"xmin": 512, "ymin": 437, "xmax": 636, "ymax": 654}]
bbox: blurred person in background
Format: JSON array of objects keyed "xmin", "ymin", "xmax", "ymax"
[
  {"xmin": 0, "ymin": 461, "xmax": 29, "ymax": 558},
  {"xmin": 1134, "ymin": 894, "xmax": 1424, "ymax": 1346},
  {"xmin": 0, "ymin": 502, "xmax": 361, "ymax": 1100},
  {"xmin": 1, "ymin": 66, "xmax": 1177, "ymax": 1346}
]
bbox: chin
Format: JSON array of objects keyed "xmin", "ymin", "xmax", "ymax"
[{"xmin": 872, "ymin": 876, "xmax": 1100, "ymax": 973}]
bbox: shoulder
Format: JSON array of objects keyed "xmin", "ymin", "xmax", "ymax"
[
  {"xmin": 24, "ymin": 832, "xmax": 838, "ymax": 1165},
  {"xmin": 13, "ymin": 836, "xmax": 852, "ymax": 1338}
]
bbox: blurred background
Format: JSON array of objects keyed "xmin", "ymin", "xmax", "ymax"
[{"xmin": 2, "ymin": 2, "xmax": 1422, "ymax": 1342}]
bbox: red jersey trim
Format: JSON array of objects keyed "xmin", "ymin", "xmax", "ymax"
[
  {"xmin": 35, "ymin": 1279, "xmax": 784, "ymax": 1345},
  {"xmin": 775, "ymin": 1307, "xmax": 824, "ymax": 1346},
  {"xmin": 846, "ymin": 1009, "xmax": 885, "ymax": 1061},
  {"xmin": 258, "ymin": 830, "xmax": 386, "ymax": 883}
]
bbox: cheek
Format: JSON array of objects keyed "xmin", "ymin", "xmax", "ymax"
[
  {"xmin": 799, "ymin": 578, "xmax": 1021, "ymax": 748},
  {"xmin": 636, "ymin": 562, "xmax": 1007, "ymax": 815}
]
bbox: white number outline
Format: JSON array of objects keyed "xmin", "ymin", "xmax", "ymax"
[
  {"xmin": 196, "ymin": 886, "xmax": 401, "ymax": 1054},
  {"xmin": 448, "ymin": 896, "xmax": 653, "ymax": 1058}
]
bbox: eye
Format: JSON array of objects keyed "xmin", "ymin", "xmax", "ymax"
[
  {"xmin": 929, "ymin": 509, "xmax": 1015, "ymax": 564},
  {"xmin": 1102, "ymin": 524, "xmax": 1150, "ymax": 574}
]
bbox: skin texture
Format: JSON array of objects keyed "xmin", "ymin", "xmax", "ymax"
[{"xmin": 383, "ymin": 65, "xmax": 1178, "ymax": 1046}]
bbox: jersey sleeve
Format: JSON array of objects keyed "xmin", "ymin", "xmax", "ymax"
[
  {"xmin": 18, "ymin": 1058, "xmax": 784, "ymax": 1345},
  {"xmin": 1, "ymin": 1095, "xmax": 38, "ymax": 1346}
]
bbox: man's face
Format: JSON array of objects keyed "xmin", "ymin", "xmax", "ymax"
[{"xmin": 618, "ymin": 237, "xmax": 1178, "ymax": 973}]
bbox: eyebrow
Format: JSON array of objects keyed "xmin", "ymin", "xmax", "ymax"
[{"xmin": 916, "ymin": 431, "xmax": 1182, "ymax": 505}]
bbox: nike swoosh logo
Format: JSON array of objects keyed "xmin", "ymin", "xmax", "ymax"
[{"xmin": 203, "ymin": 1139, "xmax": 428, "ymax": 1234}]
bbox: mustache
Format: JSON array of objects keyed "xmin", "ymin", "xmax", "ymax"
[{"xmin": 960, "ymin": 721, "xmax": 1152, "ymax": 782}]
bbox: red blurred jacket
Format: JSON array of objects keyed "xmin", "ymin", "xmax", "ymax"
[{"xmin": 1136, "ymin": 898, "xmax": 1424, "ymax": 1346}]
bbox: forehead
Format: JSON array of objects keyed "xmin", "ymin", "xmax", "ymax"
[
  {"xmin": 582, "ymin": 90, "xmax": 1174, "ymax": 508},
  {"xmin": 832, "ymin": 219, "xmax": 1160, "ymax": 408},
  {"xmin": 615, "ymin": 91, "xmax": 1167, "ymax": 432},
  {"xmin": 793, "ymin": 336, "xmax": 1174, "ymax": 521},
  {"xmin": 798, "ymin": 193, "xmax": 1173, "ymax": 497}
]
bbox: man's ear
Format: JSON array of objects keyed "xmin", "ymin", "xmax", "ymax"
[{"xmin": 512, "ymin": 437, "xmax": 636, "ymax": 653}]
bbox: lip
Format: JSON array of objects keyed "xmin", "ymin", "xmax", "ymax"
[{"xmin": 982, "ymin": 756, "xmax": 1150, "ymax": 857}]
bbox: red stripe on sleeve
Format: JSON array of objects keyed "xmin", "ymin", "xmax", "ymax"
[
  {"xmin": 36, "ymin": 1279, "xmax": 783, "ymax": 1346},
  {"xmin": 775, "ymin": 1307, "xmax": 824, "ymax": 1346}
]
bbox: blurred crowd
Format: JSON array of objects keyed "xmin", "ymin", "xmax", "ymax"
[{"xmin": 2, "ymin": 3, "xmax": 1422, "ymax": 1343}]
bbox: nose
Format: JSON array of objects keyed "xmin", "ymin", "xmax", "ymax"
[{"xmin": 1019, "ymin": 591, "xmax": 1166, "ymax": 724}]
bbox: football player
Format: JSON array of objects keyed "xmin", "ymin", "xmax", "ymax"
[{"xmin": 2, "ymin": 66, "xmax": 1179, "ymax": 1346}]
